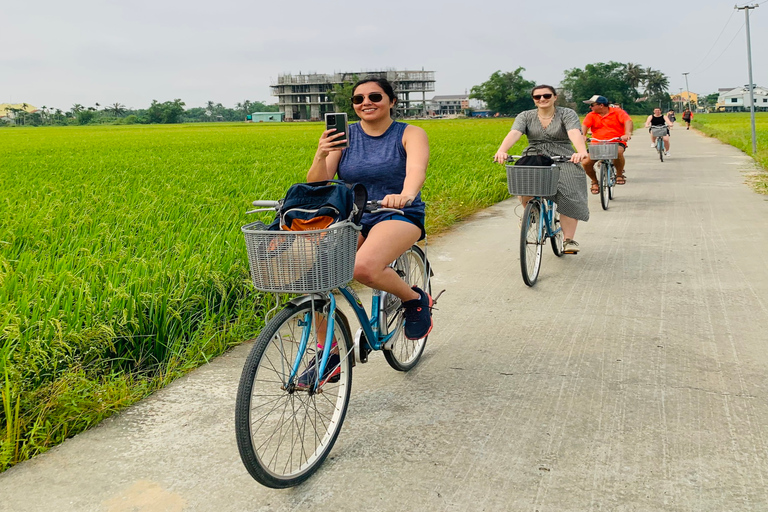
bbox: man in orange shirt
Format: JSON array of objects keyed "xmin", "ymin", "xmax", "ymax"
[{"xmin": 581, "ymin": 95, "xmax": 633, "ymax": 191}]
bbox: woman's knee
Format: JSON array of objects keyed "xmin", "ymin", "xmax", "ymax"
[{"xmin": 353, "ymin": 256, "xmax": 381, "ymax": 285}]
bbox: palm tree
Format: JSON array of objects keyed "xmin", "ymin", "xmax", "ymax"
[
  {"xmin": 71, "ymin": 104, "xmax": 84, "ymax": 115},
  {"xmin": 624, "ymin": 63, "xmax": 645, "ymax": 95},
  {"xmin": 645, "ymin": 70, "xmax": 670, "ymax": 97},
  {"xmin": 106, "ymin": 103, "xmax": 126, "ymax": 117}
]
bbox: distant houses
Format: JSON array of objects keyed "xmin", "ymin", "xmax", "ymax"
[{"xmin": 716, "ymin": 86, "xmax": 768, "ymax": 112}]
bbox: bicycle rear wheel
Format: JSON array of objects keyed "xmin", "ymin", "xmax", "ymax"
[
  {"xmin": 235, "ymin": 301, "xmax": 353, "ymax": 488},
  {"xmin": 520, "ymin": 201, "xmax": 543, "ymax": 287},
  {"xmin": 599, "ymin": 161, "xmax": 610, "ymax": 210},
  {"xmin": 383, "ymin": 245, "xmax": 431, "ymax": 371},
  {"xmin": 549, "ymin": 202, "xmax": 564, "ymax": 257}
]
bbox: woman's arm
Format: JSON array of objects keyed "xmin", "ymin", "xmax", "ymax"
[
  {"xmin": 567, "ymin": 128, "xmax": 589, "ymax": 164},
  {"xmin": 493, "ymin": 129, "xmax": 524, "ymax": 163},
  {"xmin": 307, "ymin": 128, "xmax": 345, "ymax": 182},
  {"xmin": 381, "ymin": 124, "xmax": 429, "ymax": 209}
]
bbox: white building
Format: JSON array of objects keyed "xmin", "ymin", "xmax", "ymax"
[
  {"xmin": 428, "ymin": 95, "xmax": 487, "ymax": 117},
  {"xmin": 717, "ymin": 86, "xmax": 768, "ymax": 112}
]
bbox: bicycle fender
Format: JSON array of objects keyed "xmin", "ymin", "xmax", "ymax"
[{"xmin": 288, "ymin": 294, "xmax": 329, "ymax": 308}]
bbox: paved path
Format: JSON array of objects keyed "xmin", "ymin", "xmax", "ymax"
[{"xmin": 2, "ymin": 128, "xmax": 768, "ymax": 512}]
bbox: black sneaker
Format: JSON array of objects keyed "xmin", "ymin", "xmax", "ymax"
[
  {"xmin": 296, "ymin": 352, "xmax": 341, "ymax": 389},
  {"xmin": 402, "ymin": 286, "xmax": 433, "ymax": 340}
]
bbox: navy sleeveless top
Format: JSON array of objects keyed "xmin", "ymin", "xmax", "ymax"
[{"xmin": 337, "ymin": 121, "xmax": 425, "ymax": 214}]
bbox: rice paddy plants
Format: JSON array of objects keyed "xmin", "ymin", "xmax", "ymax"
[
  {"xmin": 0, "ymin": 118, "xmax": 523, "ymax": 470},
  {"xmin": 693, "ymin": 112, "xmax": 768, "ymax": 194}
]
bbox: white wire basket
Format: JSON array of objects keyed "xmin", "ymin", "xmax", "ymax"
[
  {"xmin": 241, "ymin": 221, "xmax": 361, "ymax": 293},
  {"xmin": 506, "ymin": 165, "xmax": 560, "ymax": 197},
  {"xmin": 588, "ymin": 143, "xmax": 619, "ymax": 160}
]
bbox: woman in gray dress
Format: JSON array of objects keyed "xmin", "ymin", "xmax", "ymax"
[{"xmin": 493, "ymin": 85, "xmax": 590, "ymax": 254}]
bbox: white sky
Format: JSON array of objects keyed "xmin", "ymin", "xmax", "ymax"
[{"xmin": 2, "ymin": 0, "xmax": 766, "ymax": 110}]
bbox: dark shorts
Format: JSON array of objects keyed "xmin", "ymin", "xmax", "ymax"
[
  {"xmin": 618, "ymin": 142, "xmax": 627, "ymax": 149},
  {"xmin": 360, "ymin": 210, "xmax": 426, "ymax": 241}
]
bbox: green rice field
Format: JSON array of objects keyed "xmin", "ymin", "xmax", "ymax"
[
  {"xmin": 692, "ymin": 112, "xmax": 768, "ymax": 194},
  {"xmin": 0, "ymin": 119, "xmax": 520, "ymax": 470}
]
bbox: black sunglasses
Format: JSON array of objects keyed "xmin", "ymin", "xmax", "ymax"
[
  {"xmin": 532, "ymin": 93, "xmax": 553, "ymax": 100},
  {"xmin": 351, "ymin": 93, "xmax": 384, "ymax": 105}
]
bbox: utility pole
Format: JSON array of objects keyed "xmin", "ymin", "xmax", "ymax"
[
  {"xmin": 736, "ymin": 3, "xmax": 759, "ymax": 154},
  {"xmin": 678, "ymin": 88, "xmax": 683, "ymax": 112},
  {"xmin": 682, "ymin": 72, "xmax": 691, "ymax": 111}
]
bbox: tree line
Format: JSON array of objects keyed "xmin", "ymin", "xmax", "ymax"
[
  {"xmin": 2, "ymin": 99, "xmax": 279, "ymax": 127},
  {"xmin": 469, "ymin": 62, "xmax": 676, "ymax": 115}
]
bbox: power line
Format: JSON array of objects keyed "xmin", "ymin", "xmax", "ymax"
[
  {"xmin": 688, "ymin": 9, "xmax": 737, "ymax": 74},
  {"xmin": 693, "ymin": 22, "xmax": 745, "ymax": 75}
]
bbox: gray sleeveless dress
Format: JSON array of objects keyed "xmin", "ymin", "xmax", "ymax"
[{"xmin": 511, "ymin": 107, "xmax": 589, "ymax": 221}]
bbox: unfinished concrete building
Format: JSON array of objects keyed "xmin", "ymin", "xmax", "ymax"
[{"xmin": 271, "ymin": 70, "xmax": 436, "ymax": 120}]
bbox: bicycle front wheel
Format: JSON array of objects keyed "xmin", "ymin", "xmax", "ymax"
[
  {"xmin": 657, "ymin": 139, "xmax": 664, "ymax": 162},
  {"xmin": 383, "ymin": 245, "xmax": 431, "ymax": 371},
  {"xmin": 549, "ymin": 202, "xmax": 564, "ymax": 257},
  {"xmin": 520, "ymin": 201, "xmax": 543, "ymax": 287},
  {"xmin": 235, "ymin": 301, "xmax": 353, "ymax": 488},
  {"xmin": 599, "ymin": 162, "xmax": 610, "ymax": 210}
]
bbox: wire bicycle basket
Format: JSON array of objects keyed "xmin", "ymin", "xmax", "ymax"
[
  {"xmin": 506, "ymin": 165, "xmax": 561, "ymax": 196},
  {"xmin": 588, "ymin": 142, "xmax": 619, "ymax": 160},
  {"xmin": 650, "ymin": 126, "xmax": 668, "ymax": 138},
  {"xmin": 241, "ymin": 220, "xmax": 361, "ymax": 293}
]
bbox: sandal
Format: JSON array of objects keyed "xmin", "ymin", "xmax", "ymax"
[
  {"xmin": 590, "ymin": 181, "xmax": 599, "ymax": 194},
  {"xmin": 616, "ymin": 175, "xmax": 626, "ymax": 185}
]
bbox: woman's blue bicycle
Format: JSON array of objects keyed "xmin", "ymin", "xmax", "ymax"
[
  {"xmin": 234, "ymin": 198, "xmax": 439, "ymax": 488},
  {"xmin": 506, "ymin": 155, "xmax": 568, "ymax": 286}
]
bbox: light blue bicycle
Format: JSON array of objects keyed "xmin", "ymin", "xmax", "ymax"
[
  {"xmin": 235, "ymin": 198, "xmax": 440, "ymax": 488},
  {"xmin": 506, "ymin": 155, "xmax": 568, "ymax": 286}
]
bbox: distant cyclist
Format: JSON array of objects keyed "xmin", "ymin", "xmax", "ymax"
[
  {"xmin": 667, "ymin": 109, "xmax": 676, "ymax": 127},
  {"xmin": 645, "ymin": 107, "xmax": 672, "ymax": 156},
  {"xmin": 682, "ymin": 108, "xmax": 693, "ymax": 130},
  {"xmin": 581, "ymin": 95, "xmax": 633, "ymax": 192}
]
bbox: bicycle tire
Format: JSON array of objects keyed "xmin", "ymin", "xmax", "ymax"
[
  {"xmin": 520, "ymin": 201, "xmax": 543, "ymax": 287},
  {"xmin": 549, "ymin": 202, "xmax": 564, "ymax": 257},
  {"xmin": 657, "ymin": 139, "xmax": 664, "ymax": 162},
  {"xmin": 383, "ymin": 245, "xmax": 431, "ymax": 372},
  {"xmin": 599, "ymin": 161, "xmax": 610, "ymax": 210},
  {"xmin": 608, "ymin": 164, "xmax": 615, "ymax": 200},
  {"xmin": 235, "ymin": 301, "xmax": 353, "ymax": 488}
]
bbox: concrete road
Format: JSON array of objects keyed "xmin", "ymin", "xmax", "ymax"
[{"xmin": 2, "ymin": 128, "xmax": 768, "ymax": 512}]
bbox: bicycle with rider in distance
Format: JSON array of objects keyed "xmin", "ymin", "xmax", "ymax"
[
  {"xmin": 234, "ymin": 196, "xmax": 441, "ymax": 488},
  {"xmin": 506, "ymin": 155, "xmax": 569, "ymax": 287},
  {"xmin": 650, "ymin": 125, "xmax": 668, "ymax": 162},
  {"xmin": 587, "ymin": 137, "xmax": 622, "ymax": 210}
]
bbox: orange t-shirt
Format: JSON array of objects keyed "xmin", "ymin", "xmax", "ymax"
[{"xmin": 583, "ymin": 107, "xmax": 631, "ymax": 143}]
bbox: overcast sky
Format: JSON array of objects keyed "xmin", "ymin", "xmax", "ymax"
[{"xmin": 2, "ymin": 0, "xmax": 766, "ymax": 110}]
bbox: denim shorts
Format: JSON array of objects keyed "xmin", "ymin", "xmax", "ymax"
[{"xmin": 359, "ymin": 210, "xmax": 426, "ymax": 241}]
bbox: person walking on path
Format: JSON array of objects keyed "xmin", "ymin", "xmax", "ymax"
[
  {"xmin": 493, "ymin": 84, "xmax": 590, "ymax": 254},
  {"xmin": 682, "ymin": 108, "xmax": 694, "ymax": 129},
  {"xmin": 580, "ymin": 95, "xmax": 633, "ymax": 190}
]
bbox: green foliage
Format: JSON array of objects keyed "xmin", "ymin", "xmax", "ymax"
[
  {"xmin": 560, "ymin": 61, "xmax": 670, "ymax": 115},
  {"xmin": 330, "ymin": 78, "xmax": 358, "ymax": 119},
  {"xmin": 147, "ymin": 99, "xmax": 186, "ymax": 124},
  {"xmin": 469, "ymin": 68, "xmax": 535, "ymax": 115}
]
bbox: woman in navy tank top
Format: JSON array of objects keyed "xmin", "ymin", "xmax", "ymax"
[{"xmin": 307, "ymin": 78, "xmax": 433, "ymax": 341}]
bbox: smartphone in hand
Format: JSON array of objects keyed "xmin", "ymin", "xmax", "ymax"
[{"xmin": 325, "ymin": 113, "xmax": 349, "ymax": 149}]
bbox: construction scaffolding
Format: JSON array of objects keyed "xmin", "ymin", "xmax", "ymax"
[{"xmin": 271, "ymin": 69, "xmax": 436, "ymax": 120}]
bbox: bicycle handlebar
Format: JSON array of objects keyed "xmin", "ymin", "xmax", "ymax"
[
  {"xmin": 587, "ymin": 137, "xmax": 622, "ymax": 143},
  {"xmin": 504, "ymin": 155, "xmax": 570, "ymax": 163},
  {"xmin": 246, "ymin": 199, "xmax": 410, "ymax": 216}
]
